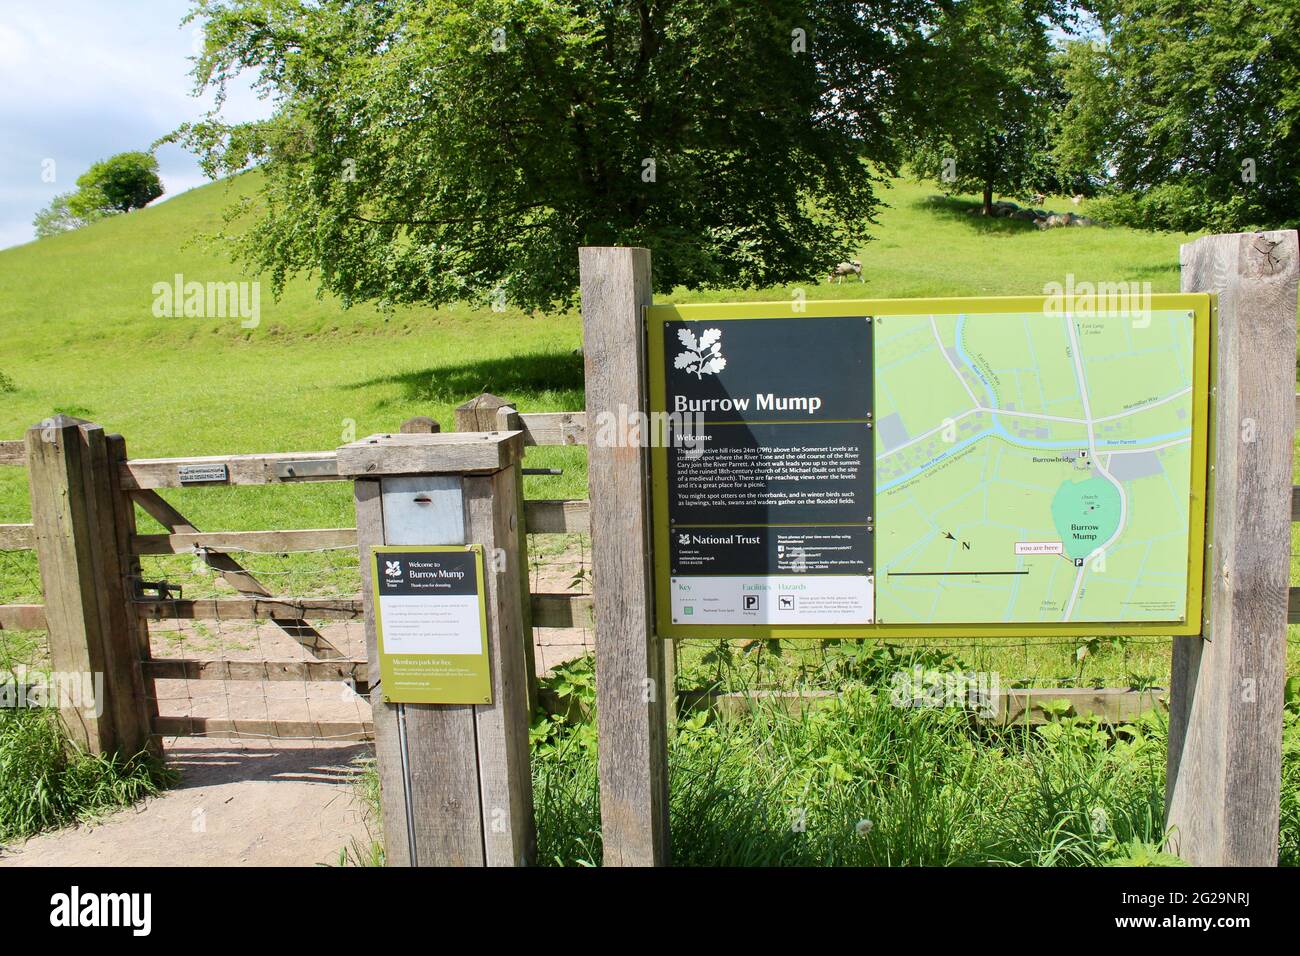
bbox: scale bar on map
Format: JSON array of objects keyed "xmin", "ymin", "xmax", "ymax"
[{"xmin": 887, "ymin": 570, "xmax": 1030, "ymax": 577}]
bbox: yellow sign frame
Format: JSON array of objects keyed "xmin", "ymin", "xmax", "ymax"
[{"xmin": 647, "ymin": 294, "xmax": 1212, "ymax": 639}]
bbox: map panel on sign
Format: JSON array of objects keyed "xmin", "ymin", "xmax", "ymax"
[{"xmin": 872, "ymin": 310, "xmax": 1195, "ymax": 625}]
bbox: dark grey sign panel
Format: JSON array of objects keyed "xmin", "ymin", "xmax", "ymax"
[
  {"xmin": 663, "ymin": 316, "xmax": 871, "ymax": 422},
  {"xmin": 659, "ymin": 315, "xmax": 875, "ymax": 625},
  {"xmin": 376, "ymin": 549, "xmax": 478, "ymax": 597},
  {"xmin": 670, "ymin": 525, "xmax": 872, "ymax": 576}
]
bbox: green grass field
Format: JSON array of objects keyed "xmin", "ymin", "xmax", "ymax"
[{"xmin": 0, "ymin": 173, "xmax": 1198, "ymax": 518}]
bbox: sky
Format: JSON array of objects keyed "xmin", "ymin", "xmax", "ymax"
[{"xmin": 0, "ymin": 0, "xmax": 272, "ymax": 250}]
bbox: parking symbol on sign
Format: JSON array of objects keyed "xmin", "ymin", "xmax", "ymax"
[{"xmin": 743, "ymin": 595, "xmax": 760, "ymax": 610}]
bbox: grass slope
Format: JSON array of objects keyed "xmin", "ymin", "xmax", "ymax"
[{"xmin": 0, "ymin": 175, "xmax": 1199, "ymax": 523}]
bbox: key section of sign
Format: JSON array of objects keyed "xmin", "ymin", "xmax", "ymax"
[
  {"xmin": 658, "ymin": 315, "xmax": 874, "ymax": 626},
  {"xmin": 371, "ymin": 545, "xmax": 492, "ymax": 704},
  {"xmin": 669, "ymin": 574, "xmax": 875, "ymax": 625}
]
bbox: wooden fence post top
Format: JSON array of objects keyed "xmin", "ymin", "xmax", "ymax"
[
  {"xmin": 400, "ymin": 416, "xmax": 441, "ymax": 434},
  {"xmin": 1180, "ymin": 229, "xmax": 1297, "ymax": 273},
  {"xmin": 455, "ymin": 394, "xmax": 514, "ymax": 432},
  {"xmin": 27, "ymin": 414, "xmax": 91, "ymax": 435},
  {"xmin": 455, "ymin": 393, "xmax": 510, "ymax": 414},
  {"xmin": 335, "ymin": 430, "xmax": 524, "ymax": 477}
]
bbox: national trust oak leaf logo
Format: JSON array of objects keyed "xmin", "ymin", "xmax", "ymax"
[
  {"xmin": 674, "ymin": 327, "xmax": 727, "ymax": 379},
  {"xmin": 384, "ymin": 560, "xmax": 402, "ymax": 578}
]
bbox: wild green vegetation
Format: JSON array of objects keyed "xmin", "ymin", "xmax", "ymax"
[
  {"xmin": 178, "ymin": 0, "xmax": 936, "ymax": 312},
  {"xmin": 0, "ymin": 709, "xmax": 169, "ymax": 844},
  {"xmin": 1055, "ymin": 0, "xmax": 1300, "ymax": 232},
  {"xmin": 535, "ymin": 653, "xmax": 1178, "ymax": 867},
  {"xmin": 0, "ymin": 594, "xmax": 169, "ymax": 844},
  {"xmin": 163, "ymin": 0, "xmax": 1297, "ymax": 333},
  {"xmin": 330, "ymin": 649, "xmax": 1300, "ymax": 866}
]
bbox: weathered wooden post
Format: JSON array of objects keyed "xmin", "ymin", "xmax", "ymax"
[
  {"xmin": 338, "ymin": 428, "xmax": 535, "ymax": 866},
  {"xmin": 1168, "ymin": 229, "xmax": 1299, "ymax": 865},
  {"xmin": 580, "ymin": 247, "xmax": 672, "ymax": 865},
  {"xmin": 25, "ymin": 415, "xmax": 153, "ymax": 756},
  {"xmin": 456, "ymin": 395, "xmax": 538, "ymax": 711},
  {"xmin": 400, "ymin": 416, "xmax": 441, "ymax": 435}
]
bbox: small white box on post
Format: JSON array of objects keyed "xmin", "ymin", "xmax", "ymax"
[{"xmin": 337, "ymin": 429, "xmax": 535, "ymax": 866}]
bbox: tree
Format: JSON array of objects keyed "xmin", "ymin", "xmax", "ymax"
[
  {"xmin": 1057, "ymin": 0, "xmax": 1300, "ymax": 232},
  {"xmin": 32, "ymin": 152, "xmax": 164, "ymax": 238},
  {"xmin": 906, "ymin": 0, "xmax": 1068, "ymax": 215},
  {"xmin": 74, "ymin": 152, "xmax": 165, "ymax": 215},
  {"xmin": 32, "ymin": 193, "xmax": 101, "ymax": 238},
  {"xmin": 172, "ymin": 0, "xmax": 939, "ymax": 312}
]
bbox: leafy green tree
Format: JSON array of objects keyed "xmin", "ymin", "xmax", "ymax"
[
  {"xmin": 1057, "ymin": 0, "xmax": 1300, "ymax": 232},
  {"xmin": 173, "ymin": 0, "xmax": 939, "ymax": 311},
  {"xmin": 32, "ymin": 152, "xmax": 164, "ymax": 238},
  {"xmin": 72, "ymin": 152, "xmax": 165, "ymax": 215},
  {"xmin": 32, "ymin": 193, "xmax": 101, "ymax": 238},
  {"xmin": 906, "ymin": 0, "xmax": 1068, "ymax": 214}
]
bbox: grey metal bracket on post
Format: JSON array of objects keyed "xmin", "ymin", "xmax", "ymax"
[{"xmin": 337, "ymin": 429, "xmax": 535, "ymax": 866}]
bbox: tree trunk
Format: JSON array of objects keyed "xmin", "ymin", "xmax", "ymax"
[{"xmin": 982, "ymin": 182, "xmax": 994, "ymax": 216}]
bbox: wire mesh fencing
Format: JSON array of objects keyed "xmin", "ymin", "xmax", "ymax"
[
  {"xmin": 138, "ymin": 544, "xmax": 372, "ymax": 742},
  {"xmin": 0, "ymin": 546, "xmax": 46, "ymax": 681},
  {"xmin": 527, "ymin": 531, "xmax": 593, "ymax": 675}
]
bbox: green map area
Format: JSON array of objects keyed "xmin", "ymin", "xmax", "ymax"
[{"xmin": 873, "ymin": 310, "xmax": 1196, "ymax": 624}]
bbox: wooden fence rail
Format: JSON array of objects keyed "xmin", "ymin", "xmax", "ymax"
[
  {"xmin": 131, "ymin": 592, "xmax": 594, "ymax": 628},
  {"xmin": 0, "ymin": 440, "xmax": 25, "ymax": 467},
  {"xmin": 0, "ymin": 524, "xmax": 34, "ymax": 549}
]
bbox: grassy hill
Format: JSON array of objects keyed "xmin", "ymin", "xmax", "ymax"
[
  {"xmin": 0, "ymin": 173, "xmax": 1206, "ymax": 592},
  {"xmin": 0, "ymin": 174, "xmax": 1200, "ymax": 453}
]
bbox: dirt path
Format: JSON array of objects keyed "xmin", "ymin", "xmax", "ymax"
[{"xmin": 0, "ymin": 737, "xmax": 374, "ymax": 867}]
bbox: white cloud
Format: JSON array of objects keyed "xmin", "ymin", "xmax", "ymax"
[{"xmin": 0, "ymin": 0, "xmax": 273, "ymax": 249}]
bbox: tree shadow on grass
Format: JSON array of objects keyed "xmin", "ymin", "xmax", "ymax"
[
  {"xmin": 911, "ymin": 192, "xmax": 1041, "ymax": 235},
  {"xmin": 1127, "ymin": 262, "xmax": 1180, "ymax": 282},
  {"xmin": 351, "ymin": 350, "xmax": 586, "ymax": 411}
]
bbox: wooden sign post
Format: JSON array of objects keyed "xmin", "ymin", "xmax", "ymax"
[
  {"xmin": 581, "ymin": 247, "xmax": 673, "ymax": 866},
  {"xmin": 338, "ymin": 429, "xmax": 535, "ymax": 866},
  {"xmin": 1168, "ymin": 229, "xmax": 1299, "ymax": 865}
]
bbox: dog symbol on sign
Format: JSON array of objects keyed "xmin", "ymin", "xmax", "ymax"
[{"xmin": 779, "ymin": 595, "xmax": 795, "ymax": 610}]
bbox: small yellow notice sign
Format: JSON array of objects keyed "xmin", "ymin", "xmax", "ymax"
[{"xmin": 371, "ymin": 545, "xmax": 491, "ymax": 704}]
